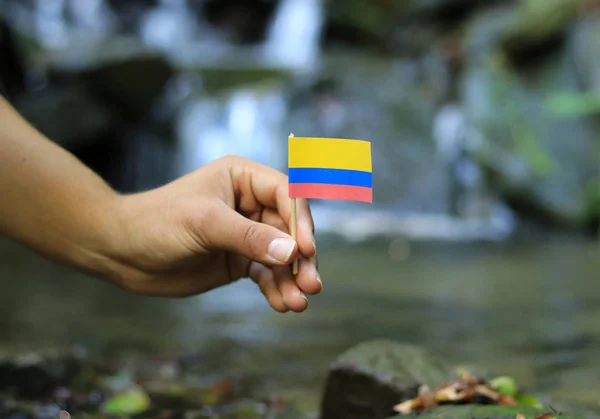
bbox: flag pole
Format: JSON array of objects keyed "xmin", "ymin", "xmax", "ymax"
[
  {"xmin": 289, "ymin": 133, "xmax": 298, "ymax": 275},
  {"xmin": 291, "ymin": 197, "xmax": 298, "ymax": 275}
]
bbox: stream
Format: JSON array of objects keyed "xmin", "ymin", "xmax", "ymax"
[
  {"xmin": 1, "ymin": 0, "xmax": 600, "ymax": 416},
  {"xmin": 1, "ymin": 235, "xmax": 599, "ymax": 414}
]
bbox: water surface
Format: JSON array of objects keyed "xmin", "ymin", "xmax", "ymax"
[{"xmin": 1, "ymin": 234, "xmax": 599, "ymax": 413}]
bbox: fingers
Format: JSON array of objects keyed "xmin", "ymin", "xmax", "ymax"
[
  {"xmin": 248, "ymin": 262, "xmax": 314, "ymax": 312},
  {"xmin": 261, "ymin": 208, "xmax": 321, "ymax": 294},
  {"xmin": 226, "ymin": 156, "xmax": 316, "ymax": 258},
  {"xmin": 199, "ymin": 201, "xmax": 298, "ymax": 267},
  {"xmin": 249, "ymin": 262, "xmax": 288, "ymax": 312},
  {"xmin": 296, "ymin": 254, "xmax": 321, "ymax": 295},
  {"xmin": 272, "ymin": 266, "xmax": 308, "ymax": 312}
]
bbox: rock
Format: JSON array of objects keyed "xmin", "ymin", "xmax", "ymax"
[
  {"xmin": 0, "ymin": 362, "xmax": 57, "ymax": 399},
  {"xmin": 45, "ymin": 42, "xmax": 176, "ymax": 120},
  {"xmin": 201, "ymin": 0, "xmax": 279, "ymax": 44},
  {"xmin": 319, "ymin": 341, "xmax": 456, "ymax": 419},
  {"xmin": 14, "ymin": 85, "xmax": 120, "ymax": 149},
  {"xmin": 0, "ymin": 16, "xmax": 26, "ymax": 100},
  {"xmin": 386, "ymin": 405, "xmax": 591, "ymax": 419},
  {"xmin": 460, "ymin": 7, "xmax": 600, "ymax": 228},
  {"xmin": 286, "ymin": 55, "xmax": 455, "ymax": 213},
  {"xmin": 500, "ymin": 0, "xmax": 586, "ymax": 67},
  {"xmin": 322, "ymin": 0, "xmax": 510, "ymax": 53}
]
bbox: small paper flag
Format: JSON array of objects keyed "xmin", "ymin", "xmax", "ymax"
[{"xmin": 288, "ymin": 135, "xmax": 373, "ymax": 203}]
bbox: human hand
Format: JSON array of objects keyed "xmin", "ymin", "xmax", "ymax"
[{"xmin": 106, "ymin": 155, "xmax": 320, "ymax": 312}]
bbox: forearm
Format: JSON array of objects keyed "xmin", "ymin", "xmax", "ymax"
[{"xmin": 0, "ymin": 96, "xmax": 123, "ymax": 279}]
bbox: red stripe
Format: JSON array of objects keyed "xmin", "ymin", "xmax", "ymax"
[{"xmin": 289, "ymin": 183, "xmax": 372, "ymax": 203}]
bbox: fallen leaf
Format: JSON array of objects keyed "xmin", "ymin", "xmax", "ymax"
[
  {"xmin": 474, "ymin": 384, "xmax": 500, "ymax": 401},
  {"xmin": 498, "ymin": 394, "xmax": 519, "ymax": 406},
  {"xmin": 394, "ymin": 399, "xmax": 419, "ymax": 414}
]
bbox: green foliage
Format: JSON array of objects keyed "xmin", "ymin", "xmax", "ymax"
[
  {"xmin": 545, "ymin": 92, "xmax": 600, "ymax": 118},
  {"xmin": 103, "ymin": 387, "xmax": 151, "ymax": 416},
  {"xmin": 490, "ymin": 376, "xmax": 518, "ymax": 397},
  {"xmin": 585, "ymin": 177, "xmax": 600, "ymax": 218},
  {"xmin": 515, "ymin": 394, "xmax": 544, "ymax": 409},
  {"xmin": 487, "ymin": 61, "xmax": 558, "ymax": 178}
]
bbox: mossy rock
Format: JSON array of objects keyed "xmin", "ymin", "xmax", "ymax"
[
  {"xmin": 320, "ymin": 341, "xmax": 458, "ymax": 419},
  {"xmin": 387, "ymin": 405, "xmax": 588, "ymax": 419},
  {"xmin": 502, "ymin": 0, "xmax": 585, "ymax": 61}
]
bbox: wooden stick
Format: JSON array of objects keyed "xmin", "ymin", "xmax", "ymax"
[
  {"xmin": 291, "ymin": 197, "xmax": 298, "ymax": 275},
  {"xmin": 288, "ymin": 132, "xmax": 298, "ymax": 275}
]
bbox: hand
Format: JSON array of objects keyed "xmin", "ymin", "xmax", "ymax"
[{"xmin": 107, "ymin": 155, "xmax": 321, "ymax": 313}]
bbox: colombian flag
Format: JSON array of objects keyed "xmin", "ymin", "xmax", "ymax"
[{"xmin": 288, "ymin": 136, "xmax": 373, "ymax": 203}]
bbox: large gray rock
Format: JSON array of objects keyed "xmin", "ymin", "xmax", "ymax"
[
  {"xmin": 320, "ymin": 341, "xmax": 600, "ymax": 419},
  {"xmin": 15, "ymin": 86, "xmax": 120, "ymax": 149},
  {"xmin": 323, "ymin": 0, "xmax": 499, "ymax": 54},
  {"xmin": 320, "ymin": 341, "xmax": 456, "ymax": 419},
  {"xmin": 459, "ymin": 6, "xmax": 600, "ymax": 228},
  {"xmin": 45, "ymin": 40, "xmax": 176, "ymax": 119}
]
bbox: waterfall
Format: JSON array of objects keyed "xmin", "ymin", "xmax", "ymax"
[
  {"xmin": 34, "ymin": 0, "xmax": 68, "ymax": 48},
  {"xmin": 262, "ymin": 0, "xmax": 324, "ymax": 72},
  {"xmin": 176, "ymin": 87, "xmax": 288, "ymax": 176},
  {"xmin": 139, "ymin": 0, "xmax": 197, "ymax": 52}
]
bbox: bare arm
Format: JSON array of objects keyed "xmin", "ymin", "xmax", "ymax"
[
  {"xmin": 0, "ymin": 96, "xmax": 320, "ymax": 311},
  {"xmin": 0, "ymin": 95, "xmax": 122, "ymax": 279}
]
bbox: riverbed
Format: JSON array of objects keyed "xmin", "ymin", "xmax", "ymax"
[{"xmin": 1, "ymin": 234, "xmax": 599, "ymax": 415}]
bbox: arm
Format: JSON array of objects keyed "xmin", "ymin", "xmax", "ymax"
[
  {"xmin": 0, "ymin": 96, "xmax": 320, "ymax": 312},
  {"xmin": 0, "ymin": 95, "xmax": 123, "ymax": 279}
]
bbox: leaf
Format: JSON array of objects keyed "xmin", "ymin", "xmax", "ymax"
[
  {"xmin": 515, "ymin": 394, "xmax": 543, "ymax": 409},
  {"xmin": 516, "ymin": 415, "xmax": 526, "ymax": 419},
  {"xmin": 544, "ymin": 92, "xmax": 600, "ymax": 117},
  {"xmin": 103, "ymin": 386, "xmax": 150, "ymax": 416},
  {"xmin": 490, "ymin": 376, "xmax": 518, "ymax": 396}
]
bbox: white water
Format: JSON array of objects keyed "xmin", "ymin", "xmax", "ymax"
[
  {"xmin": 138, "ymin": 0, "xmax": 197, "ymax": 52},
  {"xmin": 262, "ymin": 0, "xmax": 324, "ymax": 72},
  {"xmin": 176, "ymin": 87, "xmax": 288, "ymax": 176}
]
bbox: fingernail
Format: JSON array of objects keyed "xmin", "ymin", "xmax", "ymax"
[
  {"xmin": 316, "ymin": 273, "xmax": 322, "ymax": 288},
  {"xmin": 301, "ymin": 293, "xmax": 308, "ymax": 302},
  {"xmin": 268, "ymin": 238, "xmax": 296, "ymax": 263},
  {"xmin": 312, "ymin": 238, "xmax": 317, "ymax": 252}
]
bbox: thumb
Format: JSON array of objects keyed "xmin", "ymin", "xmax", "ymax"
[{"xmin": 202, "ymin": 204, "xmax": 297, "ymax": 266}]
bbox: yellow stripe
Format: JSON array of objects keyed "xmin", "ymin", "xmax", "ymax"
[{"xmin": 288, "ymin": 137, "xmax": 372, "ymax": 172}]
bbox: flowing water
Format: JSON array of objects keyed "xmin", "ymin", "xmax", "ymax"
[
  {"xmin": 2, "ymin": 0, "xmax": 600, "ymax": 415},
  {"xmin": 1, "ymin": 235, "xmax": 599, "ymax": 414}
]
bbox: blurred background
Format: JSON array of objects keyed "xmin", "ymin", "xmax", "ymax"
[{"xmin": 0, "ymin": 0, "xmax": 600, "ymax": 416}]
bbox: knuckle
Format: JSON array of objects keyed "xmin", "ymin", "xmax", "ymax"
[
  {"xmin": 243, "ymin": 223, "xmax": 264, "ymax": 255},
  {"xmin": 182, "ymin": 200, "xmax": 218, "ymax": 247},
  {"xmin": 220, "ymin": 154, "xmax": 245, "ymax": 166}
]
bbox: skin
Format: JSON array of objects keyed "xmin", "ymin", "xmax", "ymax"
[{"xmin": 0, "ymin": 95, "xmax": 321, "ymax": 313}]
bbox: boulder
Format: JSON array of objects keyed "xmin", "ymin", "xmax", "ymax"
[
  {"xmin": 15, "ymin": 85, "xmax": 120, "ymax": 149},
  {"xmin": 0, "ymin": 16, "xmax": 26, "ymax": 100},
  {"xmin": 459, "ymin": 6, "xmax": 600, "ymax": 228},
  {"xmin": 322, "ymin": 0, "xmax": 510, "ymax": 53},
  {"xmin": 321, "ymin": 340, "xmax": 600, "ymax": 419},
  {"xmin": 320, "ymin": 341, "xmax": 456, "ymax": 419},
  {"xmin": 500, "ymin": 0, "xmax": 586, "ymax": 66},
  {"xmin": 45, "ymin": 41, "xmax": 176, "ymax": 120}
]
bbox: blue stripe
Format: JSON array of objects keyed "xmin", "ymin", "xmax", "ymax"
[{"xmin": 288, "ymin": 168, "xmax": 372, "ymax": 188}]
